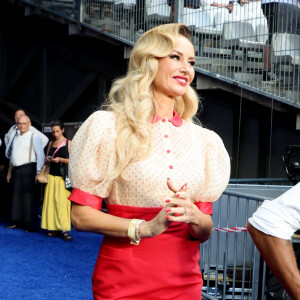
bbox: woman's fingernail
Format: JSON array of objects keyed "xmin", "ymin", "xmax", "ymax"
[
  {"xmin": 166, "ymin": 216, "xmax": 171, "ymax": 220},
  {"xmin": 176, "ymin": 194, "xmax": 180, "ymax": 197},
  {"xmin": 180, "ymin": 183, "xmax": 187, "ymax": 189},
  {"xmin": 165, "ymin": 199, "xmax": 170, "ymax": 203},
  {"xmin": 167, "ymin": 178, "xmax": 170, "ymax": 180},
  {"xmin": 165, "ymin": 208, "xmax": 171, "ymax": 212}
]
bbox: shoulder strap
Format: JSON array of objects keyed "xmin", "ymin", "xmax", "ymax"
[
  {"xmin": 45, "ymin": 141, "xmax": 53, "ymax": 157},
  {"xmin": 52, "ymin": 139, "xmax": 67, "ymax": 157},
  {"xmin": 29, "ymin": 132, "xmax": 34, "ymax": 163}
]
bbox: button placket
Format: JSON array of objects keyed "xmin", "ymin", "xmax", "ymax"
[{"xmin": 161, "ymin": 119, "xmax": 174, "ymax": 171}]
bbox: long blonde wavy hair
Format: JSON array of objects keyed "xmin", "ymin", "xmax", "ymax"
[{"xmin": 106, "ymin": 23, "xmax": 201, "ymax": 179}]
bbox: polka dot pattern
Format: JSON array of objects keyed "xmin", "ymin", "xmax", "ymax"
[{"xmin": 69, "ymin": 111, "xmax": 231, "ymax": 208}]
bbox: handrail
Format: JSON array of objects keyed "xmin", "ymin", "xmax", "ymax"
[{"xmin": 17, "ymin": 0, "xmax": 300, "ymax": 107}]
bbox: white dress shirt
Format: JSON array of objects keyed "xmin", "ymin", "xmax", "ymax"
[
  {"xmin": 249, "ymin": 182, "xmax": 300, "ymax": 240},
  {"xmin": 10, "ymin": 131, "xmax": 45, "ymax": 172},
  {"xmin": 5, "ymin": 124, "xmax": 48, "ymax": 159}
]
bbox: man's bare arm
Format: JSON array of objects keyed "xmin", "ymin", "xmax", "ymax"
[{"xmin": 247, "ymin": 222, "xmax": 300, "ymax": 300}]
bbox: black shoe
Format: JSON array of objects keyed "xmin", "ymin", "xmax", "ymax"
[
  {"xmin": 6, "ymin": 224, "xmax": 17, "ymax": 229},
  {"xmin": 61, "ymin": 231, "xmax": 72, "ymax": 241}
]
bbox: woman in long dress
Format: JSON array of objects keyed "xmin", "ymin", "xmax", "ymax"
[
  {"xmin": 69, "ymin": 23, "xmax": 230, "ymax": 299},
  {"xmin": 41, "ymin": 120, "xmax": 72, "ymax": 241}
]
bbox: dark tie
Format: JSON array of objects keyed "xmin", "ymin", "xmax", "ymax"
[{"xmin": 7, "ymin": 126, "xmax": 19, "ymax": 159}]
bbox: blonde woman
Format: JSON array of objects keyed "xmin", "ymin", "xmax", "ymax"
[{"xmin": 69, "ymin": 23, "xmax": 230, "ymax": 299}]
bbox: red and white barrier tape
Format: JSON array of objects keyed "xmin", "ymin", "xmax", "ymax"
[{"xmin": 213, "ymin": 226, "xmax": 248, "ymax": 233}]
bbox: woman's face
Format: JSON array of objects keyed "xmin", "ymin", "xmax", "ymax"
[
  {"xmin": 152, "ymin": 35, "xmax": 195, "ymax": 100},
  {"xmin": 52, "ymin": 126, "xmax": 64, "ymax": 140}
]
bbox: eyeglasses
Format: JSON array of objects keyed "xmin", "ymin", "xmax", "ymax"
[{"xmin": 17, "ymin": 122, "xmax": 29, "ymax": 126}]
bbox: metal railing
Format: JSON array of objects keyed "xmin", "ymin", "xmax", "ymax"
[
  {"xmin": 229, "ymin": 177, "xmax": 291, "ymax": 185},
  {"xmin": 200, "ymin": 185, "xmax": 291, "ymax": 299},
  {"xmin": 201, "ymin": 188, "xmax": 261, "ymax": 299},
  {"xmin": 20, "ymin": 0, "xmax": 300, "ymax": 105},
  {"xmin": 183, "ymin": 1, "xmax": 300, "ymax": 106}
]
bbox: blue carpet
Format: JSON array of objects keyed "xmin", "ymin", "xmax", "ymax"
[{"xmin": 0, "ymin": 220, "xmax": 103, "ymax": 299}]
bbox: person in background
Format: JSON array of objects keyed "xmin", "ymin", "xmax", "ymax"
[
  {"xmin": 200, "ymin": 0, "xmax": 234, "ymax": 11},
  {"xmin": 0, "ymin": 136, "xmax": 10, "ymax": 220},
  {"xmin": 41, "ymin": 120, "xmax": 72, "ymax": 241},
  {"xmin": 4, "ymin": 108, "xmax": 48, "ymax": 159},
  {"xmin": 6, "ymin": 115, "xmax": 45, "ymax": 232},
  {"xmin": 69, "ymin": 23, "xmax": 230, "ymax": 299},
  {"xmin": 247, "ymin": 183, "xmax": 300, "ymax": 299},
  {"xmin": 260, "ymin": 0, "xmax": 300, "ymax": 81},
  {"xmin": 167, "ymin": 0, "xmax": 233, "ymax": 21}
]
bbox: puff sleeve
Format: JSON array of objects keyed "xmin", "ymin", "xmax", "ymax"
[
  {"xmin": 68, "ymin": 111, "xmax": 117, "ymax": 210},
  {"xmin": 195, "ymin": 129, "xmax": 231, "ymax": 203}
]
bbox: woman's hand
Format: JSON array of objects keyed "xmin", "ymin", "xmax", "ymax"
[
  {"xmin": 139, "ymin": 180, "xmax": 190, "ymax": 237},
  {"xmin": 163, "ymin": 179, "xmax": 213, "ymax": 242},
  {"xmin": 51, "ymin": 157, "xmax": 61, "ymax": 163},
  {"xmin": 139, "ymin": 205, "xmax": 172, "ymax": 238},
  {"xmin": 164, "ymin": 179, "xmax": 199, "ymax": 224}
]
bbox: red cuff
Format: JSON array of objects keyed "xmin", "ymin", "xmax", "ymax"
[
  {"xmin": 195, "ymin": 202, "xmax": 213, "ymax": 215},
  {"xmin": 68, "ymin": 188, "xmax": 103, "ymax": 210}
]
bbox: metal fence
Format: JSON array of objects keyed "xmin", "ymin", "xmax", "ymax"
[
  {"xmin": 20, "ymin": 0, "xmax": 300, "ymax": 107},
  {"xmin": 200, "ymin": 185, "xmax": 291, "ymax": 299},
  {"xmin": 201, "ymin": 189, "xmax": 266, "ymax": 299}
]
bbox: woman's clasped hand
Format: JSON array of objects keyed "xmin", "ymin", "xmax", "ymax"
[
  {"xmin": 118, "ymin": 177, "xmax": 214, "ymax": 244},
  {"xmin": 165, "ymin": 178, "xmax": 197, "ymax": 223}
]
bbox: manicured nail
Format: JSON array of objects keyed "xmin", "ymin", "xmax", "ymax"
[
  {"xmin": 166, "ymin": 216, "xmax": 171, "ymax": 220},
  {"xmin": 165, "ymin": 199, "xmax": 170, "ymax": 203},
  {"xmin": 167, "ymin": 178, "xmax": 170, "ymax": 180},
  {"xmin": 180, "ymin": 183, "xmax": 187, "ymax": 190},
  {"xmin": 165, "ymin": 208, "xmax": 171, "ymax": 212},
  {"xmin": 176, "ymin": 194, "xmax": 180, "ymax": 197}
]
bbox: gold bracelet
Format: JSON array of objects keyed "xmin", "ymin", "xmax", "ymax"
[
  {"xmin": 135, "ymin": 219, "xmax": 145, "ymax": 242},
  {"xmin": 128, "ymin": 219, "xmax": 144, "ymax": 245}
]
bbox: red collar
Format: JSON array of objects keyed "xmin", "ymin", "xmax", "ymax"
[{"xmin": 151, "ymin": 111, "xmax": 183, "ymax": 127}]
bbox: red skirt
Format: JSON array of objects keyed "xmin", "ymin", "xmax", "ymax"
[{"xmin": 92, "ymin": 205, "xmax": 203, "ymax": 300}]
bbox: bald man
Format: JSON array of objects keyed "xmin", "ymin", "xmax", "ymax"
[
  {"xmin": 4, "ymin": 109, "xmax": 48, "ymax": 159},
  {"xmin": 6, "ymin": 115, "xmax": 45, "ymax": 231}
]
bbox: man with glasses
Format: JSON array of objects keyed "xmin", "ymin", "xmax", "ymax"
[
  {"xmin": 4, "ymin": 108, "xmax": 48, "ymax": 159},
  {"xmin": 6, "ymin": 115, "xmax": 45, "ymax": 232}
]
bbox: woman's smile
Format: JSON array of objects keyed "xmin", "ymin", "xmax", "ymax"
[{"xmin": 173, "ymin": 75, "xmax": 188, "ymax": 86}]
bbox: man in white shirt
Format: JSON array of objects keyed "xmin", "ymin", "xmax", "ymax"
[
  {"xmin": 247, "ymin": 183, "xmax": 300, "ymax": 299},
  {"xmin": 6, "ymin": 115, "xmax": 45, "ymax": 232},
  {"xmin": 4, "ymin": 108, "xmax": 48, "ymax": 159}
]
